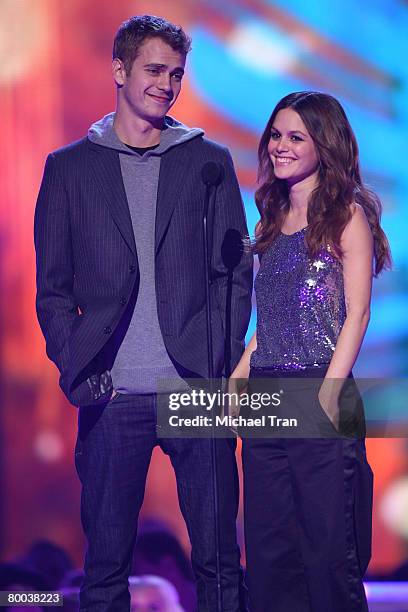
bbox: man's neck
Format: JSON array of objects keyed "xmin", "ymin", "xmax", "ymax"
[{"xmin": 113, "ymin": 110, "xmax": 163, "ymax": 148}]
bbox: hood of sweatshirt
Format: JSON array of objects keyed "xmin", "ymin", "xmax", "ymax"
[{"xmin": 87, "ymin": 112, "xmax": 203, "ymax": 157}]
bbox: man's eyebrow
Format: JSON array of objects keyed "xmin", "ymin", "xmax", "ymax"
[{"xmin": 144, "ymin": 62, "xmax": 185, "ymax": 74}]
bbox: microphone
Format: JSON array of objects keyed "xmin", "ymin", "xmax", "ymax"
[
  {"xmin": 201, "ymin": 161, "xmax": 224, "ymax": 187},
  {"xmin": 200, "ymin": 160, "xmax": 224, "ymax": 612}
]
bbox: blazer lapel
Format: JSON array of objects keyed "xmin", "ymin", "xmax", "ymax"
[
  {"xmin": 155, "ymin": 143, "xmax": 194, "ymax": 253},
  {"xmin": 88, "ymin": 141, "xmax": 136, "ymax": 254}
]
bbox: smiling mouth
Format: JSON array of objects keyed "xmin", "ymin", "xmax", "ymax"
[
  {"xmin": 148, "ymin": 93, "xmax": 172, "ymax": 103},
  {"xmin": 275, "ymin": 157, "xmax": 296, "ymax": 165}
]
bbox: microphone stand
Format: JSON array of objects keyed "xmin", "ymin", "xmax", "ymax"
[{"xmin": 202, "ymin": 171, "xmax": 222, "ymax": 612}]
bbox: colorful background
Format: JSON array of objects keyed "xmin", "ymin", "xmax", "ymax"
[{"xmin": 1, "ymin": 0, "xmax": 408, "ymax": 579}]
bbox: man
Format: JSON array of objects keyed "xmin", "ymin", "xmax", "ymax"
[{"xmin": 35, "ymin": 14, "xmax": 252, "ymax": 612}]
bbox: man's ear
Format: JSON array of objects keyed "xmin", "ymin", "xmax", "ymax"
[{"xmin": 112, "ymin": 58, "xmax": 126, "ymax": 87}]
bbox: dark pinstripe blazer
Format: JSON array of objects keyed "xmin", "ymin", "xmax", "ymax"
[{"xmin": 34, "ymin": 134, "xmax": 253, "ymax": 407}]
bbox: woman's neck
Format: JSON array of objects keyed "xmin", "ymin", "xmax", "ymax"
[{"xmin": 287, "ymin": 173, "xmax": 317, "ymax": 213}]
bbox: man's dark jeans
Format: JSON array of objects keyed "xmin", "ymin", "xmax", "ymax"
[{"xmin": 75, "ymin": 392, "xmax": 244, "ymax": 611}]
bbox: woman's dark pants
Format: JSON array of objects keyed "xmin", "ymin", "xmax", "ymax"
[{"xmin": 242, "ymin": 367, "xmax": 373, "ymax": 612}]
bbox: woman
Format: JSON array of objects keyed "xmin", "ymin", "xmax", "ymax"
[{"xmin": 231, "ymin": 92, "xmax": 391, "ymax": 611}]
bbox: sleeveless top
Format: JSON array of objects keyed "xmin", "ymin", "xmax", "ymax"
[{"xmin": 250, "ymin": 227, "xmax": 346, "ymax": 370}]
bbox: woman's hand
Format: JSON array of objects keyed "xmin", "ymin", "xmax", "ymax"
[
  {"xmin": 227, "ymin": 374, "xmax": 248, "ymax": 418},
  {"xmin": 226, "ymin": 331, "xmax": 257, "ymax": 420},
  {"xmin": 318, "ymin": 378, "xmax": 344, "ymax": 430}
]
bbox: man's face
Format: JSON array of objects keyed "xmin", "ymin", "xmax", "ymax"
[{"xmin": 113, "ymin": 37, "xmax": 186, "ymax": 125}]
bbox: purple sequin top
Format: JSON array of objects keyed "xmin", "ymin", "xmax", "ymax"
[{"xmin": 250, "ymin": 227, "xmax": 346, "ymax": 370}]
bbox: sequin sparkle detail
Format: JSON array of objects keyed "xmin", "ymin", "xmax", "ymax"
[{"xmin": 251, "ymin": 228, "xmax": 346, "ymax": 370}]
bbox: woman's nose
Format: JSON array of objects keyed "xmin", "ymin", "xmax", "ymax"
[{"xmin": 276, "ymin": 137, "xmax": 289, "ymax": 152}]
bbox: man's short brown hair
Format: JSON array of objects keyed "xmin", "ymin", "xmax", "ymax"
[{"xmin": 113, "ymin": 14, "xmax": 192, "ymax": 75}]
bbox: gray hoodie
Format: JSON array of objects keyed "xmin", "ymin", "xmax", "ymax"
[{"xmin": 88, "ymin": 112, "xmax": 203, "ymax": 393}]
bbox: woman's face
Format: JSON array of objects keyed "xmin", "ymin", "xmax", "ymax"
[{"xmin": 268, "ymin": 108, "xmax": 319, "ymax": 188}]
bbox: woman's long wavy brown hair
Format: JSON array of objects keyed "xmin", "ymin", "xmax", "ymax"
[{"xmin": 254, "ymin": 91, "xmax": 391, "ymax": 275}]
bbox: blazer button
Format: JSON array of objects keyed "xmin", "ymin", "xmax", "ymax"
[
  {"xmin": 129, "ymin": 264, "xmax": 136, "ymax": 273},
  {"xmin": 103, "ymin": 326, "xmax": 112, "ymax": 334},
  {"xmin": 120, "ymin": 296, "xmax": 127, "ymax": 305}
]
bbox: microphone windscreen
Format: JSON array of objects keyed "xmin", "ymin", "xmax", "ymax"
[{"xmin": 201, "ymin": 161, "xmax": 224, "ymax": 186}]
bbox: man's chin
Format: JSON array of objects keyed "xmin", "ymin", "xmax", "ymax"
[{"xmin": 139, "ymin": 109, "xmax": 167, "ymax": 125}]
